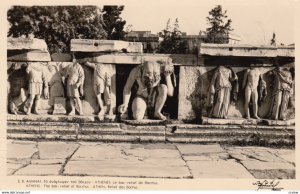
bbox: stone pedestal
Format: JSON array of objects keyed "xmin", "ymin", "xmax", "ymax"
[{"xmin": 53, "ymin": 97, "xmax": 67, "ymax": 115}]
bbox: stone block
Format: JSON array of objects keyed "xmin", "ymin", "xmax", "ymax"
[
  {"xmin": 14, "ymin": 164, "xmax": 62, "ymax": 176},
  {"xmin": 187, "ymin": 160, "xmax": 254, "ymax": 178},
  {"xmin": 53, "ymin": 97, "xmax": 67, "ymax": 115},
  {"xmin": 241, "ymin": 161, "xmax": 294, "ymax": 170},
  {"xmin": 63, "ymin": 160, "xmax": 191, "ymax": 178},
  {"xmin": 200, "ymin": 44, "xmax": 278, "ymax": 57},
  {"xmin": 38, "ymin": 142, "xmax": 79, "ymax": 159},
  {"xmin": 176, "ymin": 144, "xmax": 225, "ymax": 155},
  {"xmin": 7, "ymin": 38, "xmax": 48, "ymax": 51},
  {"xmin": 71, "ymin": 39, "xmax": 143, "ymax": 53},
  {"xmin": 8, "ymin": 50, "xmax": 51, "ymax": 61},
  {"xmin": 7, "ymin": 141, "xmax": 37, "ymax": 159},
  {"xmin": 249, "ymin": 169, "xmax": 295, "ymax": 179}
]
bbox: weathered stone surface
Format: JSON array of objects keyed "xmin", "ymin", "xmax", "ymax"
[
  {"xmin": 122, "ymin": 147, "xmax": 181, "ymax": 158},
  {"xmin": 8, "ymin": 50, "xmax": 51, "ymax": 62},
  {"xmin": 64, "ymin": 159, "xmax": 191, "ymax": 178},
  {"xmin": 276, "ymin": 149, "xmax": 295, "ymax": 164},
  {"xmin": 262, "ymin": 119, "xmax": 295, "ymax": 126},
  {"xmin": 224, "ymin": 147, "xmax": 288, "ymax": 163},
  {"xmin": 183, "ymin": 153, "xmax": 230, "ymax": 161},
  {"xmin": 7, "ymin": 163, "xmax": 26, "ymax": 175},
  {"xmin": 75, "ymin": 53, "xmax": 197, "ymax": 66},
  {"xmin": 7, "ymin": 114, "xmax": 95, "ymax": 122},
  {"xmin": 14, "ymin": 164, "xmax": 62, "ymax": 176},
  {"xmin": 71, "ymin": 145, "xmax": 124, "ymax": 160},
  {"xmin": 31, "ymin": 159, "xmax": 65, "ymax": 165},
  {"xmin": 249, "ymin": 169, "xmax": 295, "ymax": 179},
  {"xmin": 129, "ymin": 143, "xmax": 176, "ymax": 150},
  {"xmin": 200, "ymin": 44, "xmax": 281, "ymax": 57},
  {"xmin": 187, "ymin": 160, "xmax": 253, "ymax": 178},
  {"xmin": 121, "ymin": 119, "xmax": 166, "ymax": 126},
  {"xmin": 277, "ymin": 46, "xmax": 294, "ymax": 57},
  {"xmin": 202, "ymin": 117, "xmax": 259, "ymax": 125},
  {"xmin": 64, "ymin": 142, "xmax": 190, "ymax": 178},
  {"xmin": 8, "ymin": 38, "xmax": 48, "ymax": 51},
  {"xmin": 38, "ymin": 142, "xmax": 79, "ymax": 159},
  {"xmin": 241, "ymin": 161, "xmax": 294, "ymax": 170},
  {"xmin": 176, "ymin": 144, "xmax": 224, "ymax": 155},
  {"xmin": 7, "ymin": 141, "xmax": 37, "ymax": 159},
  {"xmin": 71, "ymin": 39, "xmax": 143, "ymax": 53}
]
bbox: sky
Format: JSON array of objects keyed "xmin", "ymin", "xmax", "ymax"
[{"xmin": 117, "ymin": 0, "xmax": 296, "ymax": 45}]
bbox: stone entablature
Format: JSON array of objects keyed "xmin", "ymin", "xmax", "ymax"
[{"xmin": 200, "ymin": 43, "xmax": 294, "ymax": 57}]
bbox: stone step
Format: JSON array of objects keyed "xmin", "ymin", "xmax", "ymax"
[{"xmin": 7, "ymin": 121, "xmax": 295, "ymax": 147}]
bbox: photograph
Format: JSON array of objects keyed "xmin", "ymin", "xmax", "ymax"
[{"xmin": 2, "ymin": 0, "xmax": 298, "ymax": 191}]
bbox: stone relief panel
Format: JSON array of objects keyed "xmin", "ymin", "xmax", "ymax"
[{"xmin": 178, "ymin": 63, "xmax": 295, "ymax": 122}]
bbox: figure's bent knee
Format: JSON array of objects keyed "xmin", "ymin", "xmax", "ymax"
[
  {"xmin": 132, "ymin": 97, "xmax": 146, "ymax": 120},
  {"xmin": 157, "ymin": 84, "xmax": 168, "ymax": 96}
]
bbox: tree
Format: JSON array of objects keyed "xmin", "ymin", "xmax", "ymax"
[
  {"xmin": 158, "ymin": 18, "xmax": 188, "ymax": 54},
  {"xmin": 102, "ymin": 6, "xmax": 126, "ymax": 40},
  {"xmin": 205, "ymin": 5, "xmax": 233, "ymax": 44},
  {"xmin": 270, "ymin": 32, "xmax": 276, "ymax": 46},
  {"xmin": 7, "ymin": 6, "xmax": 107, "ymax": 54}
]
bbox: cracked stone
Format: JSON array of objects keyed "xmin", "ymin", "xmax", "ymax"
[
  {"xmin": 31, "ymin": 159, "xmax": 66, "ymax": 165},
  {"xmin": 225, "ymin": 147, "xmax": 287, "ymax": 162},
  {"xmin": 276, "ymin": 149, "xmax": 295, "ymax": 164},
  {"xmin": 71, "ymin": 145, "xmax": 123, "ymax": 161},
  {"xmin": 7, "ymin": 141, "xmax": 37, "ymax": 159},
  {"xmin": 130, "ymin": 143, "xmax": 176, "ymax": 150},
  {"xmin": 183, "ymin": 152, "xmax": 229, "ymax": 161},
  {"xmin": 123, "ymin": 147, "xmax": 181, "ymax": 158},
  {"xmin": 7, "ymin": 163, "xmax": 26, "ymax": 175},
  {"xmin": 38, "ymin": 142, "xmax": 79, "ymax": 159},
  {"xmin": 187, "ymin": 160, "xmax": 253, "ymax": 178},
  {"xmin": 14, "ymin": 164, "xmax": 62, "ymax": 175},
  {"xmin": 64, "ymin": 160, "xmax": 191, "ymax": 178},
  {"xmin": 176, "ymin": 144, "xmax": 225, "ymax": 155},
  {"xmin": 249, "ymin": 169, "xmax": 295, "ymax": 179},
  {"xmin": 241, "ymin": 161, "xmax": 295, "ymax": 170}
]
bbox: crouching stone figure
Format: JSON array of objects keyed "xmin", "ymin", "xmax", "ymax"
[{"xmin": 118, "ymin": 60, "xmax": 175, "ymax": 120}]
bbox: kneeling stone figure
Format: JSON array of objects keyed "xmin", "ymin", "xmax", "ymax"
[{"xmin": 118, "ymin": 60, "xmax": 175, "ymax": 120}]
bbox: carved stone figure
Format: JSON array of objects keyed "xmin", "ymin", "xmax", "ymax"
[
  {"xmin": 208, "ymin": 66, "xmax": 238, "ymax": 119},
  {"xmin": 269, "ymin": 67, "xmax": 293, "ymax": 120},
  {"xmin": 242, "ymin": 67, "xmax": 267, "ymax": 119},
  {"xmin": 47, "ymin": 64, "xmax": 65, "ymax": 114},
  {"xmin": 118, "ymin": 59, "xmax": 175, "ymax": 120},
  {"xmin": 26, "ymin": 62, "xmax": 49, "ymax": 115},
  {"xmin": 8, "ymin": 63, "xmax": 28, "ymax": 114},
  {"xmin": 82, "ymin": 61, "xmax": 113, "ymax": 118},
  {"xmin": 63, "ymin": 62, "xmax": 85, "ymax": 116}
]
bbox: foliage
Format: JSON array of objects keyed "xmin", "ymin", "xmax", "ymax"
[
  {"xmin": 205, "ymin": 5, "xmax": 233, "ymax": 44},
  {"xmin": 102, "ymin": 6, "xmax": 126, "ymax": 40},
  {"xmin": 158, "ymin": 18, "xmax": 188, "ymax": 54},
  {"xmin": 7, "ymin": 6, "xmax": 107, "ymax": 54}
]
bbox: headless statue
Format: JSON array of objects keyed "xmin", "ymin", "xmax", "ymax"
[
  {"xmin": 26, "ymin": 62, "xmax": 49, "ymax": 115},
  {"xmin": 118, "ymin": 60, "xmax": 174, "ymax": 120},
  {"xmin": 242, "ymin": 67, "xmax": 266, "ymax": 119},
  {"xmin": 269, "ymin": 67, "xmax": 293, "ymax": 120},
  {"xmin": 63, "ymin": 62, "xmax": 85, "ymax": 116},
  {"xmin": 208, "ymin": 66, "xmax": 238, "ymax": 119},
  {"xmin": 82, "ymin": 61, "xmax": 113, "ymax": 118}
]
